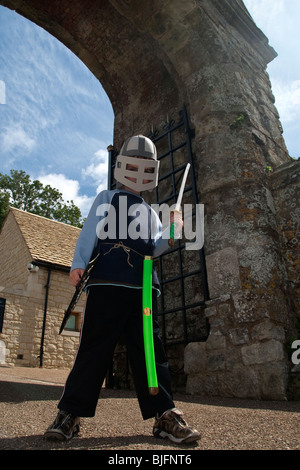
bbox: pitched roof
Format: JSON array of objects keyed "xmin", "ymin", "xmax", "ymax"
[{"xmin": 10, "ymin": 207, "xmax": 81, "ymax": 270}]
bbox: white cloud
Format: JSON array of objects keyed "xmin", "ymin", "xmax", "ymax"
[
  {"xmin": 37, "ymin": 172, "xmax": 94, "ymax": 217},
  {"xmin": 271, "ymin": 79, "xmax": 300, "ymax": 124},
  {"xmin": 38, "ymin": 173, "xmax": 79, "ymax": 200},
  {"xmin": 0, "ymin": 80, "xmax": 5, "ymax": 104},
  {"xmin": 1, "ymin": 123, "xmax": 36, "ymax": 153},
  {"xmin": 244, "ymin": 0, "xmax": 285, "ymax": 35},
  {"xmin": 82, "ymin": 148, "xmax": 108, "ymax": 193},
  {"xmin": 244, "ymin": 0, "xmax": 300, "ymax": 158}
]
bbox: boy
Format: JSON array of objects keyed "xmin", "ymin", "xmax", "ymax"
[{"xmin": 44, "ymin": 135, "xmax": 200, "ymax": 444}]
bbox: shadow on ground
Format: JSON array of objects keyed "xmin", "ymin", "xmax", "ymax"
[{"xmin": 1, "ymin": 379, "xmax": 299, "ymax": 412}]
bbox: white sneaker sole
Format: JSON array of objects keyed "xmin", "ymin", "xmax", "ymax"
[
  {"xmin": 153, "ymin": 428, "xmax": 200, "ymax": 444},
  {"xmin": 44, "ymin": 425, "xmax": 79, "ymax": 441}
]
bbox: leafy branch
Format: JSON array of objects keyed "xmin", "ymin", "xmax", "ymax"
[{"xmin": 0, "ymin": 170, "xmax": 84, "ymax": 228}]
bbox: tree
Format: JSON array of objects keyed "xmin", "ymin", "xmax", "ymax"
[
  {"xmin": 0, "ymin": 170, "xmax": 84, "ymax": 228},
  {"xmin": 0, "ymin": 191, "xmax": 9, "ymax": 228}
]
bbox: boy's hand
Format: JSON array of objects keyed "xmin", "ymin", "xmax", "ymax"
[
  {"xmin": 169, "ymin": 210, "xmax": 184, "ymax": 246},
  {"xmin": 173, "ymin": 211, "xmax": 184, "ymax": 235},
  {"xmin": 171, "ymin": 210, "xmax": 184, "ymax": 236},
  {"xmin": 70, "ymin": 268, "xmax": 84, "ymax": 287}
]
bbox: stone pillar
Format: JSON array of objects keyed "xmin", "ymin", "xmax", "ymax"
[{"xmin": 182, "ymin": 2, "xmax": 292, "ymax": 400}]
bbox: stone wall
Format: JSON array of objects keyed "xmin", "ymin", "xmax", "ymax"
[
  {"xmin": 0, "ymin": 212, "xmax": 32, "ymax": 296},
  {"xmin": 0, "ymin": 212, "xmax": 85, "ymax": 369},
  {"xmin": 185, "ymin": 296, "xmax": 288, "ymax": 400},
  {"xmin": 0, "ymin": 266, "xmax": 85, "ymax": 369},
  {"xmin": 270, "ymin": 160, "xmax": 300, "ymax": 399},
  {"xmin": 270, "ymin": 160, "xmax": 300, "ymax": 324},
  {"xmin": 184, "ymin": 160, "xmax": 299, "ymax": 400}
]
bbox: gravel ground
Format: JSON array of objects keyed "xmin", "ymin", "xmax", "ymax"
[{"xmin": 0, "ymin": 366, "xmax": 299, "ymax": 452}]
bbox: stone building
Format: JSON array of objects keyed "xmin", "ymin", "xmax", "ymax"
[
  {"xmin": 0, "ymin": 0, "xmax": 299, "ymax": 399},
  {"xmin": 0, "ymin": 207, "xmax": 84, "ymax": 369}
]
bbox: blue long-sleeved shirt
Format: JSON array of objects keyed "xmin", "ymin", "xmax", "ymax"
[{"xmin": 71, "ymin": 189, "xmax": 169, "ymax": 290}]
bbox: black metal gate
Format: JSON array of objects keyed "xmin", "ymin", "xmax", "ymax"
[{"xmin": 107, "ymin": 106, "xmax": 209, "ymax": 389}]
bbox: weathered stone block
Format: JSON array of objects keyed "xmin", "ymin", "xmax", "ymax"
[
  {"xmin": 257, "ymin": 361, "xmax": 288, "ymax": 400},
  {"xmin": 225, "ymin": 347, "xmax": 242, "ymax": 371},
  {"xmin": 218, "ymin": 303, "xmax": 231, "ymax": 315},
  {"xmin": 232, "ymin": 291, "xmax": 268, "ymax": 323},
  {"xmin": 204, "ymin": 306, "xmax": 217, "ymax": 318},
  {"xmin": 229, "ymin": 327, "xmax": 249, "ymax": 345},
  {"xmin": 217, "ymin": 367, "xmax": 260, "ymax": 399},
  {"xmin": 186, "ymin": 373, "xmax": 218, "ymax": 396},
  {"xmin": 251, "ymin": 320, "xmax": 285, "ymax": 342},
  {"xmin": 241, "ymin": 339, "xmax": 284, "ymax": 366},
  {"xmin": 207, "ymin": 352, "xmax": 226, "ymax": 371},
  {"xmin": 184, "ymin": 342, "xmax": 206, "ymax": 375},
  {"xmin": 206, "ymin": 247, "xmax": 241, "ymax": 299},
  {"xmin": 206, "ymin": 332, "xmax": 226, "ymax": 350}
]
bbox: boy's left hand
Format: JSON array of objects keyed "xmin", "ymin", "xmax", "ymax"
[{"xmin": 172, "ymin": 210, "xmax": 184, "ymax": 236}]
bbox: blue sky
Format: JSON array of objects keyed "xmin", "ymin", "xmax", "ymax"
[
  {"xmin": 244, "ymin": 0, "xmax": 300, "ymax": 160},
  {"xmin": 0, "ymin": 2, "xmax": 299, "ymax": 217}
]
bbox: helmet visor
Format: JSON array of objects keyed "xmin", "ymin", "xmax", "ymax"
[{"xmin": 114, "ymin": 155, "xmax": 160, "ymax": 192}]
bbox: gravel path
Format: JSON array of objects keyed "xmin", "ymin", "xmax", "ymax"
[{"xmin": 0, "ymin": 366, "xmax": 299, "ymax": 451}]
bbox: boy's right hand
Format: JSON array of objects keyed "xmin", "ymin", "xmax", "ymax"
[{"xmin": 70, "ymin": 268, "xmax": 84, "ymax": 287}]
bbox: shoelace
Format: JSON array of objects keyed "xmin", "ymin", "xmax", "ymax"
[{"xmin": 170, "ymin": 410, "xmax": 187, "ymax": 427}]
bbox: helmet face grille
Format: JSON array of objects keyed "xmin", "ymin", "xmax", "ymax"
[{"xmin": 114, "ymin": 155, "xmax": 160, "ymax": 192}]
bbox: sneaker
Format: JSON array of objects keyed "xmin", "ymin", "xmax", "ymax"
[
  {"xmin": 153, "ymin": 408, "xmax": 200, "ymax": 444},
  {"xmin": 44, "ymin": 410, "xmax": 80, "ymax": 441}
]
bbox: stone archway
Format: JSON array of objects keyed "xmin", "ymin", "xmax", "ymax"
[
  {"xmin": 1, "ymin": 0, "xmax": 298, "ymax": 399},
  {"xmin": 2, "ymin": 1, "xmax": 280, "ymax": 149},
  {"xmin": 1, "ymin": 0, "xmax": 186, "ymax": 146}
]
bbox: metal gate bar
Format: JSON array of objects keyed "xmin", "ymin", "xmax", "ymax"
[{"xmin": 149, "ymin": 106, "xmax": 209, "ymax": 349}]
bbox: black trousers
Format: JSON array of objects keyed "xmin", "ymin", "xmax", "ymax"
[{"xmin": 58, "ymin": 285, "xmax": 175, "ymax": 419}]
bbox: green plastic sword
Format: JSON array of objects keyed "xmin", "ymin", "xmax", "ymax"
[{"xmin": 142, "ymin": 255, "xmax": 159, "ymax": 396}]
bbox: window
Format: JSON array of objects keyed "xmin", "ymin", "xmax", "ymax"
[{"xmin": 64, "ymin": 312, "xmax": 81, "ymax": 332}]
